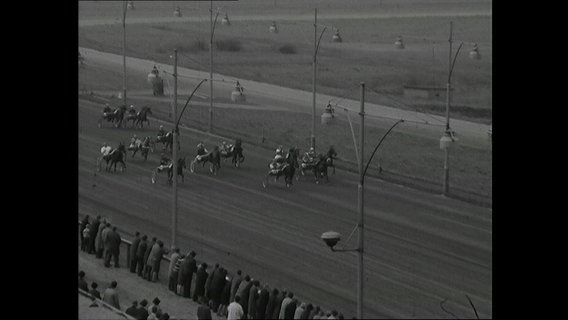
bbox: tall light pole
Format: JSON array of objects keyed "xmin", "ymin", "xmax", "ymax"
[
  {"xmin": 171, "ymin": 49, "xmax": 178, "ymax": 249},
  {"xmin": 322, "ymin": 83, "xmax": 405, "ymax": 319},
  {"xmin": 208, "ymin": 1, "xmax": 220, "ymax": 133},
  {"xmin": 122, "ymin": 0, "xmax": 127, "ymax": 108},
  {"xmin": 312, "ymin": 8, "xmax": 327, "ymax": 149}
]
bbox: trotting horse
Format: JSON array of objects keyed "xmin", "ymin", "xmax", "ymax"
[
  {"xmin": 189, "ymin": 147, "xmax": 221, "ymax": 175},
  {"xmin": 97, "ymin": 143, "xmax": 126, "ymax": 172},
  {"xmin": 129, "ymin": 136, "xmax": 151, "ymax": 161},
  {"xmin": 151, "ymin": 157, "xmax": 186, "ymax": 184},
  {"xmin": 262, "ymin": 150, "xmax": 296, "ymax": 188},
  {"xmin": 98, "ymin": 105, "xmax": 127, "ymax": 128},
  {"xmin": 134, "ymin": 106, "xmax": 152, "ymax": 128}
]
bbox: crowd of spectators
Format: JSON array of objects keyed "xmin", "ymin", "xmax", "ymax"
[{"xmin": 79, "ymin": 214, "xmax": 346, "ymax": 319}]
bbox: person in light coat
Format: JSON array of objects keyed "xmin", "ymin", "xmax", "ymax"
[{"xmin": 102, "ymin": 280, "xmax": 120, "ymax": 310}]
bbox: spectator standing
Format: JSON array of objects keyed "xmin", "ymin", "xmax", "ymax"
[
  {"xmin": 227, "ymin": 295, "xmax": 244, "ymax": 320},
  {"xmin": 294, "ymin": 302, "xmax": 306, "ymax": 319},
  {"xmin": 89, "ymin": 282, "xmax": 101, "ymax": 299},
  {"xmin": 257, "ymin": 283, "xmax": 270, "ymax": 319},
  {"xmin": 279, "ymin": 291, "xmax": 294, "ymax": 319},
  {"xmin": 100, "ymin": 222, "xmax": 112, "ymax": 261},
  {"xmin": 265, "ymin": 287, "xmax": 280, "ymax": 319},
  {"xmin": 87, "ymin": 215, "xmax": 101, "ymax": 254},
  {"xmin": 78, "ymin": 270, "xmax": 89, "ymax": 292},
  {"xmin": 147, "ymin": 306, "xmax": 159, "ymax": 320},
  {"xmin": 272, "ymin": 288, "xmax": 287, "ymax": 319},
  {"xmin": 136, "ymin": 235, "xmax": 149, "ymax": 277},
  {"xmin": 148, "ymin": 240, "xmax": 168, "ymax": 282},
  {"xmin": 129, "ymin": 232, "xmax": 141, "ymax": 273},
  {"xmin": 236, "ymin": 275, "xmax": 252, "ymax": 317},
  {"xmin": 143, "ymin": 237, "xmax": 157, "ymax": 279},
  {"xmin": 204, "ymin": 263, "xmax": 219, "ymax": 301},
  {"xmin": 309, "ymin": 305, "xmax": 320, "ymax": 319},
  {"xmin": 80, "ymin": 215, "xmax": 90, "ymax": 251},
  {"xmin": 125, "ymin": 301, "xmax": 138, "ymax": 318},
  {"xmin": 248, "ymin": 279, "xmax": 260, "ymax": 319},
  {"xmin": 105, "ymin": 226, "xmax": 122, "ymax": 268},
  {"xmin": 192, "ymin": 263, "xmax": 209, "ymax": 303},
  {"xmin": 210, "ymin": 266, "xmax": 227, "ymax": 312},
  {"xmin": 217, "ymin": 274, "xmax": 232, "ymax": 317},
  {"xmin": 81, "ymin": 224, "xmax": 91, "ymax": 252},
  {"xmin": 178, "ymin": 250, "xmax": 197, "ymax": 298},
  {"xmin": 149, "ymin": 297, "xmax": 162, "ymax": 318},
  {"xmin": 284, "ymin": 298, "xmax": 297, "ymax": 320},
  {"xmin": 134, "ymin": 299, "xmax": 150, "ymax": 320},
  {"xmin": 102, "ymin": 280, "xmax": 120, "ymax": 310},
  {"xmin": 229, "ymin": 269, "xmax": 243, "ymax": 303},
  {"xmin": 197, "ymin": 296, "xmax": 213, "ymax": 320},
  {"xmin": 168, "ymin": 248, "xmax": 181, "ymax": 291},
  {"xmin": 300, "ymin": 303, "xmax": 313, "ymax": 319},
  {"xmin": 94, "ymin": 219, "xmax": 107, "ymax": 258}
]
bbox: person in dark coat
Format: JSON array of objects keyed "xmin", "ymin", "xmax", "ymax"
[
  {"xmin": 80, "ymin": 215, "xmax": 90, "ymax": 251},
  {"xmin": 193, "ymin": 263, "xmax": 209, "ymax": 302},
  {"xmin": 217, "ymin": 274, "xmax": 232, "ymax": 317},
  {"xmin": 283, "ymin": 297, "xmax": 297, "ymax": 320},
  {"xmin": 237, "ymin": 275, "xmax": 252, "ymax": 317},
  {"xmin": 265, "ymin": 287, "xmax": 279, "ymax": 319},
  {"xmin": 204, "ymin": 263, "xmax": 219, "ymax": 302},
  {"xmin": 125, "ymin": 300, "xmax": 138, "ymax": 318},
  {"xmin": 197, "ymin": 296, "xmax": 213, "ymax": 320},
  {"xmin": 134, "ymin": 299, "xmax": 149, "ymax": 320},
  {"xmin": 300, "ymin": 303, "xmax": 313, "ymax": 319},
  {"xmin": 308, "ymin": 305, "xmax": 320, "ymax": 319},
  {"xmin": 142, "ymin": 237, "xmax": 157, "ymax": 279},
  {"xmin": 136, "ymin": 235, "xmax": 148, "ymax": 277},
  {"xmin": 210, "ymin": 266, "xmax": 227, "ymax": 312},
  {"xmin": 79, "ymin": 270, "xmax": 89, "ymax": 292},
  {"xmin": 272, "ymin": 289, "xmax": 287, "ymax": 319},
  {"xmin": 89, "ymin": 282, "xmax": 102, "ymax": 299},
  {"xmin": 129, "ymin": 232, "xmax": 141, "ymax": 273},
  {"xmin": 178, "ymin": 250, "xmax": 197, "ymax": 298},
  {"xmin": 256, "ymin": 283, "xmax": 270, "ymax": 319},
  {"xmin": 247, "ymin": 279, "xmax": 260, "ymax": 319},
  {"xmin": 105, "ymin": 226, "xmax": 122, "ymax": 268},
  {"xmin": 88, "ymin": 215, "xmax": 101, "ymax": 254},
  {"xmin": 229, "ymin": 270, "xmax": 243, "ymax": 303}
]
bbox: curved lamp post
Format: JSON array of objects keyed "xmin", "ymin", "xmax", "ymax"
[
  {"xmin": 312, "ymin": 8, "xmax": 327, "ymax": 149},
  {"xmin": 208, "ymin": 1, "xmax": 222, "ymax": 133},
  {"xmin": 122, "ymin": 0, "xmax": 128, "ymax": 108},
  {"xmin": 396, "ymin": 21, "xmax": 481, "ymax": 196},
  {"xmin": 321, "ymin": 82, "xmax": 404, "ymax": 319},
  {"xmin": 170, "ymin": 48, "xmax": 208, "ymax": 249}
]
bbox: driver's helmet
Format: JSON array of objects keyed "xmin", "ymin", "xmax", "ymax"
[
  {"xmin": 130, "ymin": 105, "xmax": 135, "ymax": 109},
  {"xmin": 133, "ymin": 134, "xmax": 137, "ymax": 139},
  {"xmin": 309, "ymin": 147, "xmax": 315, "ymax": 152},
  {"xmin": 274, "ymin": 154, "xmax": 283, "ymax": 161},
  {"xmin": 159, "ymin": 125, "xmax": 164, "ymax": 130},
  {"xmin": 102, "ymin": 142, "xmax": 107, "ymax": 147},
  {"xmin": 222, "ymin": 141, "xmax": 227, "ymax": 146}
]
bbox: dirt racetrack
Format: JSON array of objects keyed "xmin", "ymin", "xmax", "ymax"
[{"xmin": 79, "ymin": 97, "xmax": 491, "ymax": 318}]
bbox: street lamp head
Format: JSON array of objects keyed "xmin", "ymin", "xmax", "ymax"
[
  {"xmin": 440, "ymin": 130, "xmax": 456, "ymax": 150},
  {"xmin": 321, "ymin": 231, "xmax": 341, "ymax": 249}
]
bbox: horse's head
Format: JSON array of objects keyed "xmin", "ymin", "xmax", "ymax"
[{"xmin": 117, "ymin": 143, "xmax": 126, "ymax": 153}]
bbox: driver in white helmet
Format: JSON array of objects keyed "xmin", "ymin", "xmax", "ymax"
[{"xmin": 101, "ymin": 142, "xmax": 112, "ymax": 156}]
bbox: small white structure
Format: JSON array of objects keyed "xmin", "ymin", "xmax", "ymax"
[
  {"xmin": 174, "ymin": 6, "xmax": 182, "ymax": 17},
  {"xmin": 127, "ymin": 1, "xmax": 135, "ymax": 10},
  {"xmin": 147, "ymin": 66, "xmax": 164, "ymax": 96},
  {"xmin": 394, "ymin": 36, "xmax": 404, "ymax": 49},
  {"xmin": 332, "ymin": 30, "xmax": 342, "ymax": 42},
  {"xmin": 269, "ymin": 22, "xmax": 278, "ymax": 33},
  {"xmin": 222, "ymin": 13, "xmax": 230, "ymax": 25},
  {"xmin": 231, "ymin": 81, "xmax": 246, "ymax": 102}
]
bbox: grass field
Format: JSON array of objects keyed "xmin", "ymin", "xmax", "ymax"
[{"xmin": 79, "ymin": 0, "xmax": 492, "ymax": 122}]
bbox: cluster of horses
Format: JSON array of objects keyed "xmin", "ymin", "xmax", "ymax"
[
  {"xmin": 95, "ymin": 104, "xmax": 338, "ymax": 189},
  {"xmin": 262, "ymin": 146, "xmax": 337, "ymax": 188},
  {"xmin": 98, "ymin": 105, "xmax": 152, "ymax": 129}
]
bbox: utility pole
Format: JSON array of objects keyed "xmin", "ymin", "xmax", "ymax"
[
  {"xmin": 311, "ymin": 8, "xmax": 317, "ymax": 149},
  {"xmin": 122, "ymin": 0, "xmax": 127, "ymax": 108},
  {"xmin": 356, "ymin": 82, "xmax": 365, "ymax": 320},
  {"xmin": 443, "ymin": 21, "xmax": 453, "ymax": 196},
  {"xmin": 209, "ymin": 0, "xmax": 213, "ymax": 133},
  {"xmin": 172, "ymin": 49, "xmax": 178, "ymax": 249}
]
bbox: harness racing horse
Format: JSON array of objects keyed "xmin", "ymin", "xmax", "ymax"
[
  {"xmin": 297, "ymin": 152, "xmax": 318, "ymax": 181},
  {"xmin": 189, "ymin": 147, "xmax": 221, "ymax": 175},
  {"xmin": 219, "ymin": 140, "xmax": 245, "ymax": 168},
  {"xmin": 129, "ymin": 136, "xmax": 151, "ymax": 161},
  {"xmin": 151, "ymin": 157, "xmax": 186, "ymax": 184},
  {"xmin": 98, "ymin": 105, "xmax": 127, "ymax": 128},
  {"xmin": 262, "ymin": 151, "xmax": 296, "ymax": 188},
  {"xmin": 134, "ymin": 106, "xmax": 152, "ymax": 128},
  {"xmin": 325, "ymin": 146, "xmax": 338, "ymax": 174},
  {"xmin": 97, "ymin": 143, "xmax": 127, "ymax": 172},
  {"xmin": 154, "ymin": 131, "xmax": 179, "ymax": 152},
  {"xmin": 312, "ymin": 154, "xmax": 330, "ymax": 184}
]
